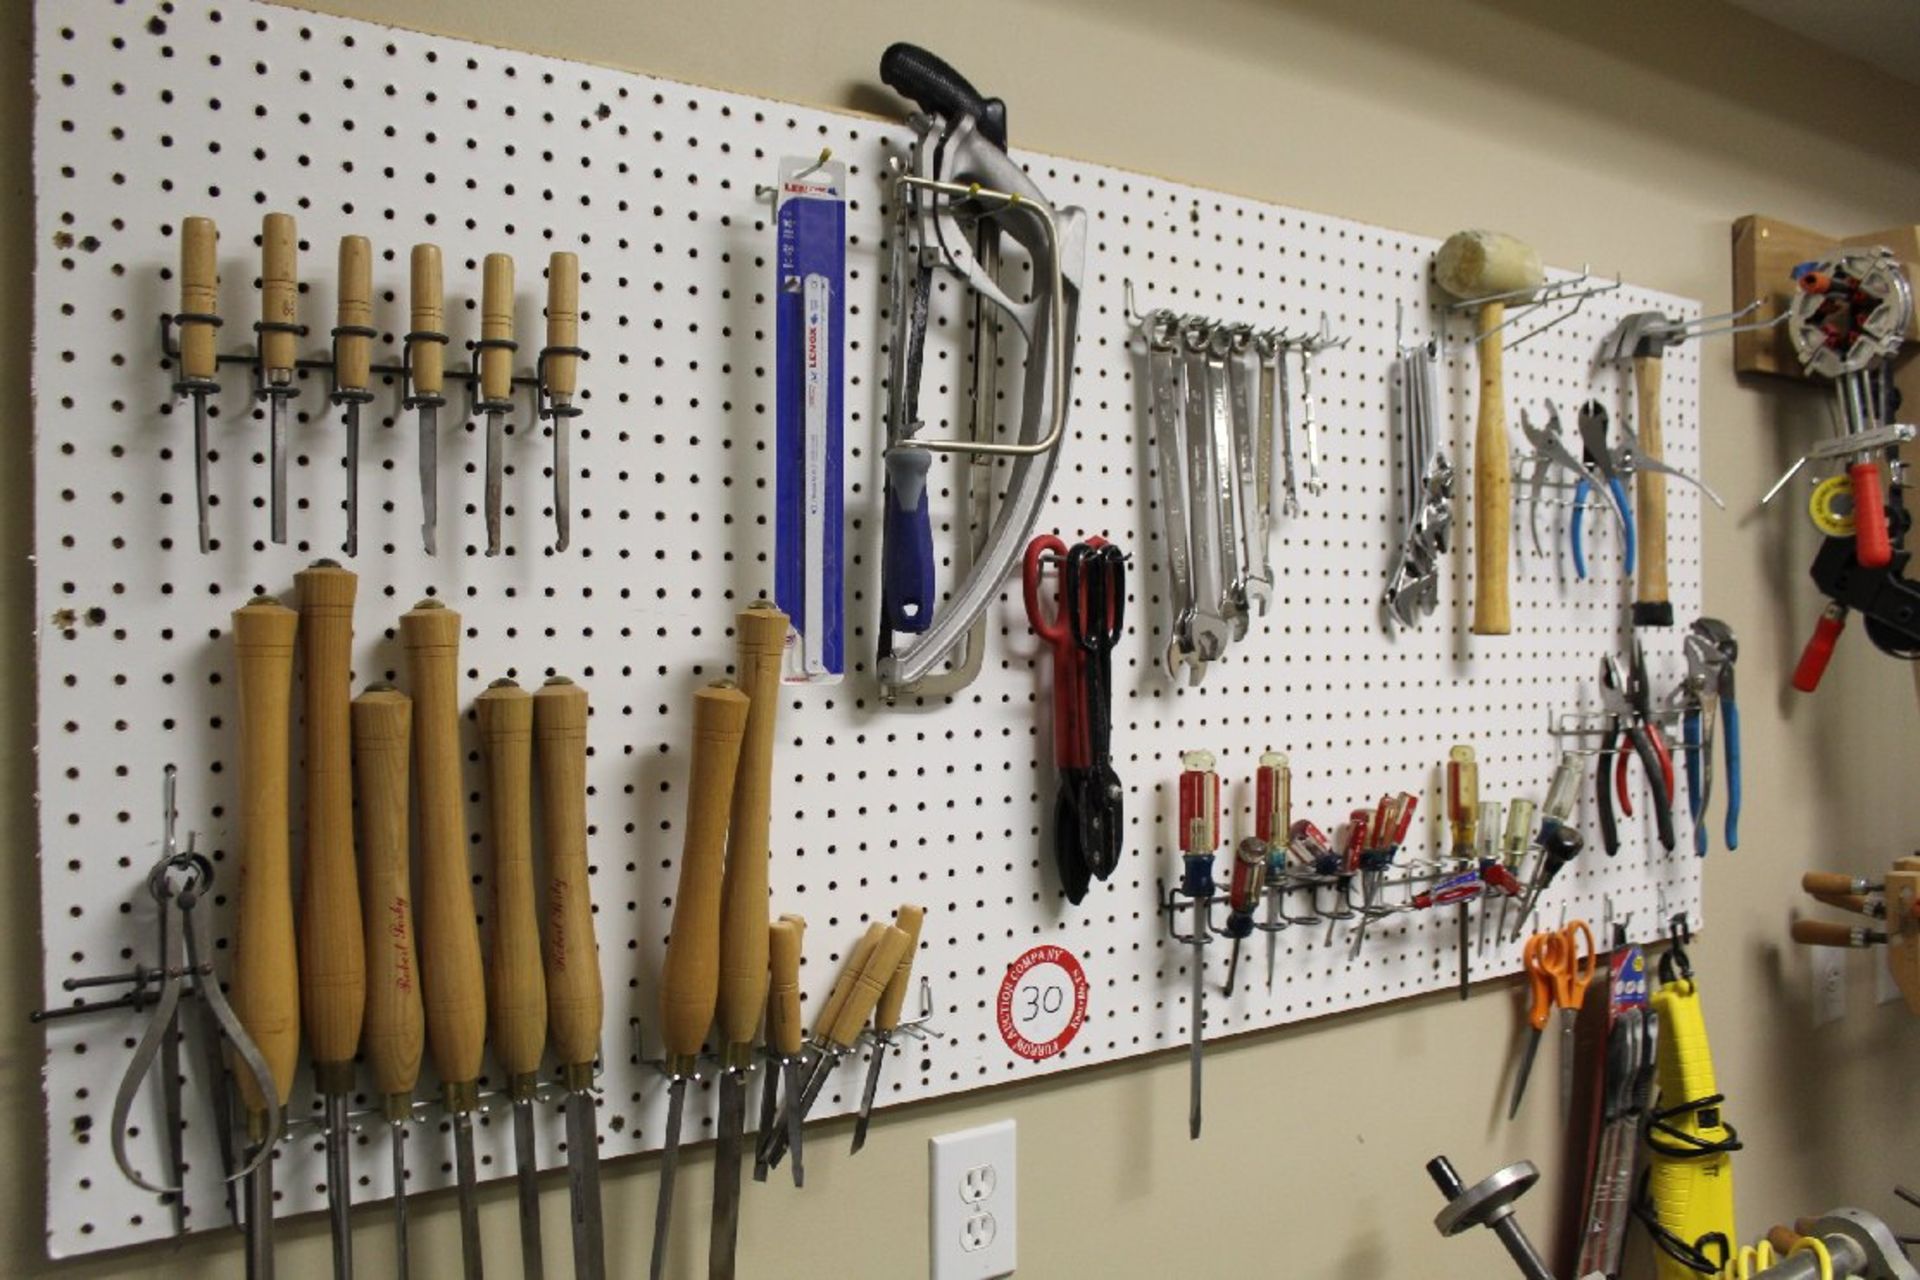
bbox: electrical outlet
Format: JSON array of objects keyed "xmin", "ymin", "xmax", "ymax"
[
  {"xmin": 930, "ymin": 1120, "xmax": 1016, "ymax": 1279},
  {"xmin": 1811, "ymin": 944, "xmax": 1847, "ymax": 1026}
]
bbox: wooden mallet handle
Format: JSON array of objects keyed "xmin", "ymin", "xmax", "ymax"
[
  {"xmin": 479, "ymin": 679, "xmax": 546, "ymax": 1087},
  {"xmin": 717, "ymin": 605, "xmax": 789, "ymax": 1054},
  {"xmin": 1634, "ymin": 354, "xmax": 1670, "ymax": 618},
  {"xmin": 814, "ymin": 923, "xmax": 886, "ymax": 1043},
  {"xmin": 536, "ymin": 676, "xmax": 601, "ymax": 1078},
  {"xmin": 260, "ymin": 213, "xmax": 298, "ymax": 377},
  {"xmin": 294, "ymin": 562, "xmax": 365, "ymax": 1090},
  {"xmin": 409, "ymin": 244, "xmax": 445, "ymax": 397},
  {"xmin": 1472, "ymin": 301, "xmax": 1512, "ymax": 636},
  {"xmin": 874, "ymin": 905, "xmax": 926, "ymax": 1033},
  {"xmin": 826, "ymin": 927, "xmax": 912, "ymax": 1050},
  {"xmin": 336, "ymin": 235, "xmax": 373, "ymax": 394},
  {"xmin": 353, "ymin": 685, "xmax": 425, "ymax": 1103},
  {"xmin": 546, "ymin": 252, "xmax": 579, "ymax": 398},
  {"xmin": 659, "ymin": 681, "xmax": 750, "ymax": 1063},
  {"xmin": 179, "ymin": 217, "xmax": 218, "ymax": 382},
  {"xmin": 481, "ymin": 252, "xmax": 514, "ymax": 404},
  {"xmin": 767, "ymin": 918, "xmax": 805, "ymax": 1058},
  {"xmin": 230, "ymin": 597, "xmax": 300, "ymax": 1115},
  {"xmin": 399, "ymin": 599, "xmax": 486, "ymax": 1098}
]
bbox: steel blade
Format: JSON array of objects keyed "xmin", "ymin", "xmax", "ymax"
[
  {"xmin": 418, "ymin": 405, "xmax": 438, "ymax": 555},
  {"xmin": 553, "ymin": 416, "xmax": 570, "ymax": 552},
  {"xmin": 648, "ymin": 1081, "xmax": 686, "ymax": 1280},
  {"xmin": 269, "ymin": 399, "xmax": 288, "ymax": 545},
  {"xmin": 344, "ymin": 404, "xmax": 360, "ymax": 558},
  {"xmin": 759, "ymin": 1052, "xmax": 832, "ymax": 1173},
  {"xmin": 485, "ymin": 411, "xmax": 504, "ymax": 555},
  {"xmin": 512, "ymin": 1098, "xmax": 545, "ymax": 1280},
  {"xmin": 849, "ymin": 1042, "xmax": 887, "ymax": 1155},
  {"xmin": 326, "ymin": 1095, "xmax": 354, "ymax": 1280},
  {"xmin": 783, "ymin": 1059, "xmax": 805, "ymax": 1188},
  {"xmin": 389, "ymin": 1121, "xmax": 411, "ymax": 1280},
  {"xmin": 708, "ymin": 1072, "xmax": 747, "ymax": 1280},
  {"xmin": 192, "ymin": 395, "xmax": 212, "ymax": 553},
  {"xmin": 565, "ymin": 1090, "xmax": 606, "ymax": 1280},
  {"xmin": 1189, "ymin": 945, "xmax": 1204, "ymax": 1140},
  {"xmin": 451, "ymin": 1111, "xmax": 485, "ymax": 1280},
  {"xmin": 245, "ymin": 1146, "xmax": 275, "ymax": 1280},
  {"xmin": 752, "ymin": 1062, "xmax": 779, "ymax": 1184}
]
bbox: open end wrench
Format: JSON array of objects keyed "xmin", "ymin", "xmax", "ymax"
[
  {"xmin": 1272, "ymin": 342, "xmax": 1300, "ymax": 518},
  {"xmin": 1204, "ymin": 329, "xmax": 1251, "ymax": 639},
  {"xmin": 1229, "ymin": 333, "xmax": 1273, "ymax": 615},
  {"xmin": 1148, "ymin": 329, "xmax": 1208, "ymax": 684},
  {"xmin": 1179, "ymin": 329, "xmax": 1232, "ymax": 662}
]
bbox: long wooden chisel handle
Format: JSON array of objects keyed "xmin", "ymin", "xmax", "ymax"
[
  {"xmin": 825, "ymin": 927, "xmax": 912, "ymax": 1051},
  {"xmin": 179, "ymin": 216, "xmax": 219, "ymax": 380},
  {"xmin": 716, "ymin": 605, "xmax": 788, "ymax": 1061},
  {"xmin": 479, "ymin": 679, "xmax": 546, "ymax": 1090},
  {"xmin": 813, "ymin": 923, "xmax": 886, "ymax": 1045},
  {"xmin": 354, "ymin": 686, "xmax": 424, "ymax": 1106},
  {"xmin": 537, "ymin": 676, "xmax": 601, "ymax": 1080},
  {"xmin": 873, "ymin": 905, "xmax": 926, "ymax": 1035},
  {"xmin": 766, "ymin": 918, "xmax": 805, "ymax": 1059}
]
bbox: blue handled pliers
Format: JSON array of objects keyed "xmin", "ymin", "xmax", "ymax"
[
  {"xmin": 1677, "ymin": 618, "xmax": 1741, "ymax": 856},
  {"xmin": 1573, "ymin": 401, "xmax": 1636, "ymax": 580}
]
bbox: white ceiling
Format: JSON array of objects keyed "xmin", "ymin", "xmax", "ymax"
[{"xmin": 1724, "ymin": 0, "xmax": 1920, "ymax": 84}]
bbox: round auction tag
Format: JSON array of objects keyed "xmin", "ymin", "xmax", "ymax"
[{"xmin": 996, "ymin": 945, "xmax": 1089, "ymax": 1061}]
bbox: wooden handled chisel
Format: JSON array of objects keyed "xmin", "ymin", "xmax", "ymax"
[
  {"xmin": 481, "ymin": 253, "xmax": 513, "ymax": 556},
  {"xmin": 650, "ymin": 682, "xmax": 750, "ymax": 1280},
  {"xmin": 295, "ymin": 562, "xmax": 366, "ymax": 1280},
  {"xmin": 335, "ymin": 236, "xmax": 372, "ymax": 557},
  {"xmin": 177, "ymin": 216, "xmax": 218, "ymax": 552},
  {"xmin": 259, "ymin": 213, "xmax": 298, "ymax": 546},
  {"xmin": 409, "ymin": 244, "xmax": 444, "ymax": 555},
  {"xmin": 535, "ymin": 677, "xmax": 605, "ymax": 1280},
  {"xmin": 400, "ymin": 599, "xmax": 488, "ymax": 1280},
  {"xmin": 850, "ymin": 904, "xmax": 925, "ymax": 1154},
  {"xmin": 710, "ymin": 604, "xmax": 787, "ymax": 1280},
  {"xmin": 230, "ymin": 596, "xmax": 300, "ymax": 1280},
  {"xmin": 545, "ymin": 253, "xmax": 578, "ymax": 551},
  {"xmin": 478, "ymin": 679, "xmax": 547, "ymax": 1280},
  {"xmin": 354, "ymin": 685, "xmax": 424, "ymax": 1280},
  {"xmin": 754, "ymin": 915, "xmax": 806, "ymax": 1186}
]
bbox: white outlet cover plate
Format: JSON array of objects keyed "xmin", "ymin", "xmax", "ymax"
[
  {"xmin": 1812, "ymin": 944, "xmax": 1847, "ymax": 1026},
  {"xmin": 930, "ymin": 1120, "xmax": 1018, "ymax": 1280}
]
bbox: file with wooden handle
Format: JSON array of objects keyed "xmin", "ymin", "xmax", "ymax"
[{"xmin": 178, "ymin": 216, "xmax": 218, "ymax": 552}]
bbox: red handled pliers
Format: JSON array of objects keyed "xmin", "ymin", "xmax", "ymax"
[{"xmin": 1597, "ymin": 645, "xmax": 1676, "ymax": 855}]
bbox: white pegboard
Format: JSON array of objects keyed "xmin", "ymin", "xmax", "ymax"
[{"xmin": 32, "ymin": 0, "xmax": 1706, "ymax": 1257}]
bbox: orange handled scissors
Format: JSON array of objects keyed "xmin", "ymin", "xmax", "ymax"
[{"xmin": 1506, "ymin": 919, "xmax": 1596, "ymax": 1120}]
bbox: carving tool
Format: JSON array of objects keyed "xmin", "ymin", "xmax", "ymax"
[
  {"xmin": 481, "ymin": 252, "xmax": 514, "ymax": 556},
  {"xmin": 535, "ymin": 677, "xmax": 605, "ymax": 1280},
  {"xmin": 409, "ymin": 245, "xmax": 445, "ymax": 554},
  {"xmin": 1446, "ymin": 745, "xmax": 1479, "ymax": 997},
  {"xmin": 711, "ymin": 604, "xmax": 788, "ymax": 1280},
  {"xmin": 544, "ymin": 252, "xmax": 578, "ymax": 551},
  {"xmin": 399, "ymin": 600, "xmax": 488, "ymax": 1280},
  {"xmin": 231, "ymin": 596, "xmax": 300, "ymax": 1279},
  {"xmin": 650, "ymin": 682, "xmax": 751, "ymax": 1280},
  {"xmin": 755, "ymin": 915, "xmax": 806, "ymax": 1185},
  {"xmin": 295, "ymin": 563, "xmax": 366, "ymax": 1280},
  {"xmin": 1434, "ymin": 230, "xmax": 1543, "ymax": 636},
  {"xmin": 258, "ymin": 213, "xmax": 299, "ymax": 545},
  {"xmin": 757, "ymin": 923, "xmax": 912, "ymax": 1173},
  {"xmin": 177, "ymin": 216, "xmax": 219, "ymax": 552},
  {"xmin": 334, "ymin": 236, "xmax": 373, "ymax": 557},
  {"xmin": 354, "ymin": 685, "xmax": 423, "ymax": 1280},
  {"xmin": 850, "ymin": 904, "xmax": 925, "ymax": 1153},
  {"xmin": 477, "ymin": 679, "xmax": 547, "ymax": 1280}
]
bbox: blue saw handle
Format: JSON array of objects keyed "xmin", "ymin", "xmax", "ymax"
[
  {"xmin": 883, "ymin": 448, "xmax": 936, "ymax": 633},
  {"xmin": 1572, "ymin": 477, "xmax": 1592, "ymax": 579},
  {"xmin": 1607, "ymin": 477, "xmax": 1637, "ymax": 577},
  {"xmin": 1722, "ymin": 697, "xmax": 1741, "ymax": 851},
  {"xmin": 1683, "ymin": 708, "xmax": 1705, "ymax": 857}
]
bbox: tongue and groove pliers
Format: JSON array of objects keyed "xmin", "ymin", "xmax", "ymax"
[{"xmin": 1676, "ymin": 619, "xmax": 1741, "ymax": 856}]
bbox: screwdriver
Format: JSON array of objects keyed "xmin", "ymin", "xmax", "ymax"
[
  {"xmin": 758, "ymin": 922, "xmax": 913, "ymax": 1173},
  {"xmin": 353, "ymin": 685, "xmax": 424, "ymax": 1280},
  {"xmin": 851, "ymin": 904, "xmax": 926, "ymax": 1153},
  {"xmin": 176, "ymin": 216, "xmax": 219, "ymax": 552},
  {"xmin": 756, "ymin": 915, "xmax": 806, "ymax": 1186},
  {"xmin": 409, "ymin": 245, "xmax": 445, "ymax": 555},
  {"xmin": 1177, "ymin": 750, "xmax": 1218, "ymax": 1141},
  {"xmin": 534, "ymin": 677, "xmax": 606, "ymax": 1280},
  {"xmin": 231, "ymin": 597, "xmax": 300, "ymax": 1280},
  {"xmin": 544, "ymin": 253, "xmax": 578, "ymax": 551},
  {"xmin": 712, "ymin": 604, "xmax": 788, "ymax": 1280},
  {"xmin": 295, "ymin": 562, "xmax": 366, "ymax": 1280},
  {"xmin": 651, "ymin": 682, "xmax": 751, "ymax": 1280},
  {"xmin": 258, "ymin": 213, "xmax": 298, "ymax": 545},
  {"xmin": 477, "ymin": 679, "xmax": 547, "ymax": 1280},
  {"xmin": 1256, "ymin": 752, "xmax": 1290, "ymax": 987},
  {"xmin": 334, "ymin": 237, "xmax": 373, "ymax": 557},
  {"xmin": 399, "ymin": 599, "xmax": 488, "ymax": 1280},
  {"xmin": 1222, "ymin": 839, "xmax": 1264, "ymax": 998},
  {"xmin": 1446, "ymin": 745, "xmax": 1479, "ymax": 998},
  {"xmin": 481, "ymin": 252, "xmax": 514, "ymax": 556},
  {"xmin": 1494, "ymin": 800, "xmax": 1537, "ymax": 945},
  {"xmin": 1512, "ymin": 753, "xmax": 1586, "ymax": 941},
  {"xmin": 1474, "ymin": 800, "xmax": 1502, "ymax": 951}
]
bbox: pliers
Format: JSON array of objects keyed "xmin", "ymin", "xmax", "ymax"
[
  {"xmin": 1573, "ymin": 401, "xmax": 1636, "ymax": 580},
  {"xmin": 1676, "ymin": 618, "xmax": 1741, "ymax": 856},
  {"xmin": 1597, "ymin": 645, "xmax": 1676, "ymax": 855},
  {"xmin": 1521, "ymin": 401, "xmax": 1592, "ymax": 559}
]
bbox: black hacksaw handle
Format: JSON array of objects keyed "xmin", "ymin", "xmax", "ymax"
[{"xmin": 879, "ymin": 43, "xmax": 1008, "ymax": 150}]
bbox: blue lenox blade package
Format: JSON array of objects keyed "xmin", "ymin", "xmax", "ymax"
[{"xmin": 774, "ymin": 155, "xmax": 846, "ymax": 682}]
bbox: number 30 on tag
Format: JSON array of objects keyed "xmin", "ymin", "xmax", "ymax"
[{"xmin": 996, "ymin": 945, "xmax": 1089, "ymax": 1061}]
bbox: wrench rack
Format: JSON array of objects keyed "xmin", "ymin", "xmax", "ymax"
[{"xmin": 33, "ymin": 0, "xmax": 1704, "ymax": 1257}]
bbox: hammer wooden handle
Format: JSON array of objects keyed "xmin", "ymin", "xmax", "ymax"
[
  {"xmin": 399, "ymin": 599, "xmax": 486, "ymax": 1093},
  {"xmin": 230, "ymin": 597, "xmax": 300, "ymax": 1114},
  {"xmin": 814, "ymin": 923, "xmax": 886, "ymax": 1043},
  {"xmin": 481, "ymin": 252, "xmax": 514, "ymax": 404},
  {"xmin": 767, "ymin": 917, "xmax": 805, "ymax": 1058},
  {"xmin": 546, "ymin": 252, "xmax": 579, "ymax": 398},
  {"xmin": 294, "ymin": 563, "xmax": 365, "ymax": 1085},
  {"xmin": 179, "ymin": 217, "xmax": 218, "ymax": 381},
  {"xmin": 536, "ymin": 677, "xmax": 601, "ymax": 1071},
  {"xmin": 717, "ymin": 605, "xmax": 789, "ymax": 1052},
  {"xmin": 1634, "ymin": 355, "xmax": 1669, "ymax": 614},
  {"xmin": 1472, "ymin": 302, "xmax": 1512, "ymax": 636},
  {"xmin": 354, "ymin": 686, "xmax": 425, "ymax": 1101},
  {"xmin": 874, "ymin": 905, "xmax": 926, "ymax": 1033},
  {"xmin": 336, "ymin": 235, "xmax": 373, "ymax": 394},
  {"xmin": 409, "ymin": 244, "xmax": 445, "ymax": 397},
  {"xmin": 479, "ymin": 679, "xmax": 546, "ymax": 1084},
  {"xmin": 826, "ymin": 926, "xmax": 912, "ymax": 1049},
  {"xmin": 659, "ymin": 682, "xmax": 750, "ymax": 1062},
  {"xmin": 260, "ymin": 213, "xmax": 298, "ymax": 377}
]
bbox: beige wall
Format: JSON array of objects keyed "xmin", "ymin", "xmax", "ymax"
[{"xmin": 7, "ymin": 1, "xmax": 1920, "ymax": 1276}]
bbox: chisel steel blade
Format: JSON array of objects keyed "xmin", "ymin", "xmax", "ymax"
[
  {"xmin": 708, "ymin": 1072, "xmax": 748, "ymax": 1280},
  {"xmin": 192, "ymin": 395, "xmax": 212, "ymax": 554},
  {"xmin": 511, "ymin": 1098, "xmax": 545, "ymax": 1280},
  {"xmin": 269, "ymin": 398, "xmax": 288, "ymax": 545},
  {"xmin": 485, "ymin": 411, "xmax": 505, "ymax": 556},
  {"xmin": 344, "ymin": 406, "xmax": 360, "ymax": 558},
  {"xmin": 389, "ymin": 1122, "xmax": 412, "ymax": 1280},
  {"xmin": 451, "ymin": 1112, "xmax": 485, "ymax": 1280},
  {"xmin": 565, "ymin": 1090, "xmax": 605, "ymax": 1280},
  {"xmin": 753, "ymin": 1063, "xmax": 780, "ymax": 1184},
  {"xmin": 418, "ymin": 405, "xmax": 438, "ymax": 555},
  {"xmin": 553, "ymin": 417, "xmax": 570, "ymax": 552},
  {"xmin": 326, "ymin": 1095, "xmax": 354, "ymax": 1280},
  {"xmin": 246, "ymin": 1147, "xmax": 276, "ymax": 1280},
  {"xmin": 783, "ymin": 1059, "xmax": 805, "ymax": 1187},
  {"xmin": 850, "ymin": 1040, "xmax": 889, "ymax": 1155},
  {"xmin": 648, "ymin": 1080, "xmax": 686, "ymax": 1280}
]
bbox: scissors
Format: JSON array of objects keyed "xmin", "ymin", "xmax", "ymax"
[
  {"xmin": 1024, "ymin": 534, "xmax": 1097, "ymax": 903},
  {"xmin": 1067, "ymin": 539, "xmax": 1126, "ymax": 883},
  {"xmin": 1507, "ymin": 918, "xmax": 1597, "ymax": 1120}
]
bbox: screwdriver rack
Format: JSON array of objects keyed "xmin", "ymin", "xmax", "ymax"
[{"xmin": 34, "ymin": 0, "xmax": 1704, "ymax": 1257}]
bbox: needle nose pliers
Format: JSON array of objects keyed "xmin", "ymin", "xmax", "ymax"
[{"xmin": 1597, "ymin": 644, "xmax": 1676, "ymax": 855}]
